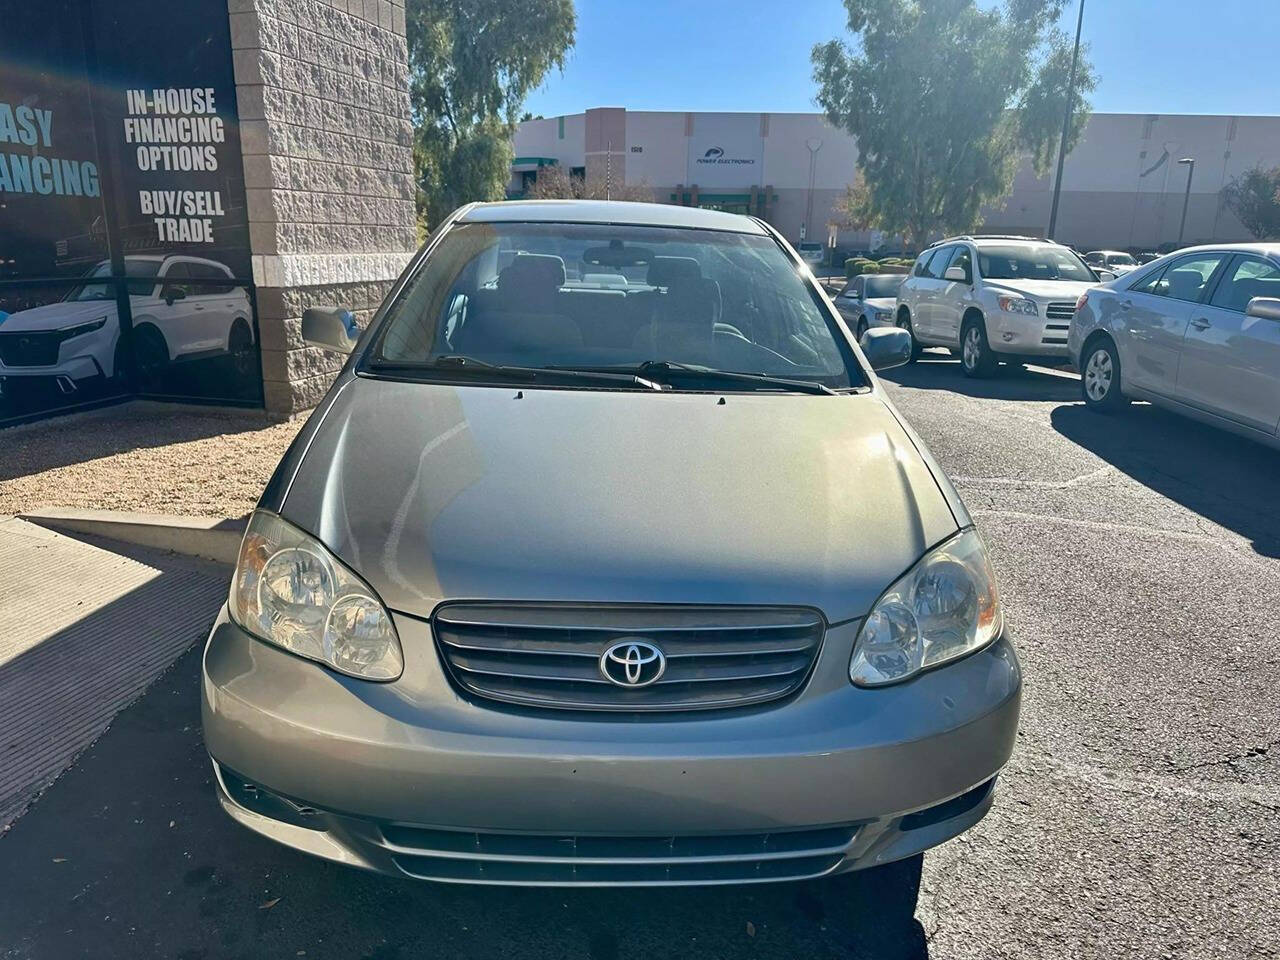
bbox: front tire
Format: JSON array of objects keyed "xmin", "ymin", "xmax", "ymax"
[
  {"xmin": 960, "ymin": 318, "xmax": 998, "ymax": 378},
  {"xmin": 1081, "ymin": 336, "xmax": 1128, "ymax": 412},
  {"xmin": 896, "ymin": 311, "xmax": 922, "ymax": 362}
]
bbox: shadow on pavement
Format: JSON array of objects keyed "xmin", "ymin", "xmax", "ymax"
[
  {"xmin": 1051, "ymin": 402, "xmax": 1280, "ymax": 558},
  {"xmin": 0, "ymin": 645, "xmax": 930, "ymax": 960},
  {"xmin": 882, "ymin": 352, "xmax": 1080, "ymax": 403}
]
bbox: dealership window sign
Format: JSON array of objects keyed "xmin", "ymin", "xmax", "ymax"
[{"xmin": 0, "ymin": 103, "xmax": 100, "ymax": 198}]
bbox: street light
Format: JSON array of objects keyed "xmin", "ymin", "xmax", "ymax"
[
  {"xmin": 1046, "ymin": 0, "xmax": 1085, "ymax": 240},
  {"xmin": 1176, "ymin": 157, "xmax": 1196, "ymax": 248}
]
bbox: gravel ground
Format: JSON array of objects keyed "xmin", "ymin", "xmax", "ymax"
[
  {"xmin": 2, "ymin": 357, "xmax": 1278, "ymax": 958},
  {"xmin": 0, "ymin": 403, "xmax": 303, "ymax": 519}
]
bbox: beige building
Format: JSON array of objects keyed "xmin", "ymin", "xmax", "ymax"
[{"xmin": 511, "ymin": 107, "xmax": 1280, "ymax": 253}]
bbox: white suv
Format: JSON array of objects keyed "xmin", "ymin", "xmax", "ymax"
[
  {"xmin": 895, "ymin": 236, "xmax": 1101, "ymax": 377},
  {"xmin": 0, "ymin": 255, "xmax": 255, "ymax": 395}
]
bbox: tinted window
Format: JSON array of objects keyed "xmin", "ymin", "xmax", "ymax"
[
  {"xmin": 185, "ymin": 262, "xmax": 235, "ymax": 294},
  {"xmin": 949, "ymin": 247, "xmax": 972, "ymax": 281},
  {"xmin": 1129, "ymin": 264, "xmax": 1168, "ymax": 295},
  {"xmin": 976, "ymin": 245, "xmax": 1094, "ymax": 281},
  {"xmin": 1210, "ymin": 256, "xmax": 1280, "ymax": 312},
  {"xmin": 373, "ymin": 221, "xmax": 865, "ymax": 390},
  {"xmin": 924, "ymin": 246, "xmax": 954, "ymax": 279},
  {"xmin": 863, "ymin": 275, "xmax": 904, "ymax": 298},
  {"xmin": 841, "ymin": 277, "xmax": 863, "ymax": 299}
]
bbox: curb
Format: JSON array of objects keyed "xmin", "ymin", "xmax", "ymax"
[{"xmin": 19, "ymin": 508, "xmax": 245, "ymax": 564}]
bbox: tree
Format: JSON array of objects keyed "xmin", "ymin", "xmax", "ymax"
[
  {"xmin": 407, "ymin": 0, "xmax": 575, "ymax": 228},
  {"xmin": 813, "ymin": 0, "xmax": 1097, "ymax": 250},
  {"xmin": 523, "ymin": 164, "xmax": 655, "ymax": 203},
  {"xmin": 1220, "ymin": 165, "xmax": 1280, "ymax": 240}
]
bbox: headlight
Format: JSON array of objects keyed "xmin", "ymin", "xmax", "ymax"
[
  {"xmin": 228, "ymin": 510, "xmax": 403, "ymax": 681},
  {"xmin": 59, "ymin": 317, "xmax": 108, "ymax": 338},
  {"xmin": 996, "ymin": 296, "xmax": 1038, "ymax": 316},
  {"xmin": 874, "ymin": 309, "xmax": 893, "ymax": 321},
  {"xmin": 850, "ymin": 528, "xmax": 1002, "ymax": 687}
]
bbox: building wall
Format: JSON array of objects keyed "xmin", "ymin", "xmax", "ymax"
[
  {"xmin": 513, "ymin": 108, "xmax": 1280, "ymax": 252},
  {"xmin": 228, "ymin": 0, "xmax": 418, "ymax": 416}
]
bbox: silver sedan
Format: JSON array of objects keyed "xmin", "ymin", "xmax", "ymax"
[
  {"xmin": 202, "ymin": 200, "xmax": 1021, "ymax": 887},
  {"xmin": 1069, "ymin": 242, "xmax": 1280, "ymax": 449}
]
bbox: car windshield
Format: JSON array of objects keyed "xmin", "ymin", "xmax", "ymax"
[
  {"xmin": 1107, "ymin": 253, "xmax": 1137, "ymax": 266},
  {"xmin": 370, "ymin": 221, "xmax": 865, "ymax": 391},
  {"xmin": 64, "ymin": 260, "xmax": 162, "ymax": 301},
  {"xmin": 977, "ymin": 245, "xmax": 1095, "ymax": 282},
  {"xmin": 863, "ymin": 275, "xmax": 903, "ymax": 298}
]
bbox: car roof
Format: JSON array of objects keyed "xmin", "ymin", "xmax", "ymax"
[
  {"xmin": 1160, "ymin": 242, "xmax": 1280, "ymax": 259},
  {"xmin": 458, "ymin": 199, "xmax": 769, "ymax": 235}
]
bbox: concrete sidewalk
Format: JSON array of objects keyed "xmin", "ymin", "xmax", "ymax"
[{"xmin": 0, "ymin": 517, "xmax": 228, "ymax": 828}]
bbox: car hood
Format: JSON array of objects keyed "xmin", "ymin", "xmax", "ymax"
[
  {"xmin": 983, "ymin": 278, "xmax": 1096, "ymax": 301},
  {"xmin": 279, "ymin": 377, "xmax": 960, "ymax": 623},
  {"xmin": 0, "ymin": 300, "xmax": 115, "ymax": 332},
  {"xmin": 865, "ymin": 297, "xmax": 897, "ymax": 312}
]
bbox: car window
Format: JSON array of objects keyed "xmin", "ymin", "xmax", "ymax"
[
  {"xmin": 1157, "ymin": 254, "xmax": 1226, "ymax": 303},
  {"xmin": 863, "ymin": 275, "xmax": 903, "ymax": 299},
  {"xmin": 913, "ymin": 249, "xmax": 944, "ymax": 278},
  {"xmin": 949, "ymin": 247, "xmax": 972, "ymax": 280},
  {"xmin": 371, "ymin": 221, "xmax": 866, "ymax": 390},
  {"xmin": 976, "ymin": 244, "xmax": 1094, "ymax": 282},
  {"xmin": 1128, "ymin": 264, "xmax": 1168, "ymax": 295},
  {"xmin": 924, "ymin": 246, "xmax": 954, "ymax": 279},
  {"xmin": 1209, "ymin": 256, "xmax": 1280, "ymax": 312},
  {"xmin": 184, "ymin": 262, "xmax": 235, "ymax": 295},
  {"xmin": 1108, "ymin": 253, "xmax": 1137, "ymax": 267},
  {"xmin": 1084, "ymin": 252, "xmax": 1102, "ymax": 266},
  {"xmin": 842, "ymin": 277, "xmax": 863, "ymax": 299}
]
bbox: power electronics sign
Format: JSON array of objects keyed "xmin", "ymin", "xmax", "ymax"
[{"xmin": 686, "ymin": 117, "xmax": 764, "ymax": 188}]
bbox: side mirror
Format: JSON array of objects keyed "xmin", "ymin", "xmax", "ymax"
[
  {"xmin": 1095, "ymin": 269, "xmax": 1118, "ymax": 282},
  {"xmin": 943, "ymin": 265, "xmax": 969, "ymax": 283},
  {"xmin": 859, "ymin": 326, "xmax": 912, "ymax": 371},
  {"xmin": 1246, "ymin": 297, "xmax": 1280, "ymax": 322},
  {"xmin": 162, "ymin": 286, "xmax": 186, "ymax": 305},
  {"xmin": 302, "ymin": 305, "xmax": 360, "ymax": 354}
]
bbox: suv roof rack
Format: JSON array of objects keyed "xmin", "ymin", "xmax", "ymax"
[{"xmin": 930, "ymin": 234, "xmax": 1050, "ymax": 247}]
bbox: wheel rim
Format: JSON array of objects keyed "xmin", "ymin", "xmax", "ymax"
[
  {"xmin": 963, "ymin": 327, "xmax": 981, "ymax": 369},
  {"xmin": 231, "ymin": 328, "xmax": 254, "ymax": 377},
  {"xmin": 1084, "ymin": 348, "xmax": 1113, "ymax": 400}
]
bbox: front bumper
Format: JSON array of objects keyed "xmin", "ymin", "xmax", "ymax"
[
  {"xmin": 987, "ymin": 311, "xmax": 1072, "ymax": 359},
  {"xmin": 202, "ymin": 608, "xmax": 1021, "ymax": 885}
]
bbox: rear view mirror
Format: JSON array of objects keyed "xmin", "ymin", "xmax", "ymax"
[
  {"xmin": 302, "ymin": 305, "xmax": 360, "ymax": 354},
  {"xmin": 583, "ymin": 243, "xmax": 654, "ymax": 267},
  {"xmin": 859, "ymin": 326, "xmax": 912, "ymax": 371},
  {"xmin": 943, "ymin": 266, "xmax": 969, "ymax": 283},
  {"xmin": 1246, "ymin": 297, "xmax": 1280, "ymax": 322}
]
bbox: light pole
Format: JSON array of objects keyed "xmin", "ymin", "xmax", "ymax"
[
  {"xmin": 803, "ymin": 138, "xmax": 822, "ymax": 242},
  {"xmin": 1046, "ymin": 0, "xmax": 1085, "ymax": 240},
  {"xmin": 1176, "ymin": 157, "xmax": 1195, "ymax": 247}
]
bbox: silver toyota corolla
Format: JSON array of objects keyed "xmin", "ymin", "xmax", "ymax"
[{"xmin": 202, "ymin": 200, "xmax": 1021, "ymax": 886}]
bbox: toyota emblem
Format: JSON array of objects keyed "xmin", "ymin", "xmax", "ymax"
[{"xmin": 599, "ymin": 639, "xmax": 666, "ymax": 687}]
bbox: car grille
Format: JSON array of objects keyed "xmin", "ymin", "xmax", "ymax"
[
  {"xmin": 432, "ymin": 603, "xmax": 825, "ymax": 713},
  {"xmin": 1041, "ymin": 301, "xmax": 1076, "ymax": 345},
  {"xmin": 382, "ymin": 822, "xmax": 855, "ymax": 886},
  {"xmin": 0, "ymin": 331, "xmax": 62, "ymax": 366}
]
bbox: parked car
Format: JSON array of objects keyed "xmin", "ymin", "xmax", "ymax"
[
  {"xmin": 202, "ymin": 200, "xmax": 1021, "ymax": 887},
  {"xmin": 797, "ymin": 241, "xmax": 826, "ymax": 269},
  {"xmin": 1083, "ymin": 250, "xmax": 1139, "ymax": 275},
  {"xmin": 834, "ymin": 273, "xmax": 906, "ymax": 339},
  {"xmin": 0, "ymin": 255, "xmax": 254, "ymax": 395},
  {"xmin": 896, "ymin": 235, "xmax": 1102, "ymax": 376},
  {"xmin": 1069, "ymin": 243, "xmax": 1280, "ymax": 449}
]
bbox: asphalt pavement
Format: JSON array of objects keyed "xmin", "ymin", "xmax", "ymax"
[{"xmin": 2, "ymin": 352, "xmax": 1278, "ymax": 959}]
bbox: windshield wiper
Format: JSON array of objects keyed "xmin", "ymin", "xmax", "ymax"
[
  {"xmin": 369, "ymin": 355, "xmax": 663, "ymax": 390},
  {"xmin": 627, "ymin": 360, "xmax": 840, "ymax": 396}
]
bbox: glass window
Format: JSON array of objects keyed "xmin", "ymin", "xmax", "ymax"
[
  {"xmin": 1129, "ymin": 264, "xmax": 1168, "ymax": 295},
  {"xmin": 1107, "ymin": 252, "xmax": 1137, "ymax": 267},
  {"xmin": 1157, "ymin": 254, "xmax": 1226, "ymax": 303},
  {"xmin": 949, "ymin": 247, "xmax": 972, "ymax": 280},
  {"xmin": 923, "ymin": 246, "xmax": 954, "ymax": 279},
  {"xmin": 841, "ymin": 277, "xmax": 863, "ymax": 299},
  {"xmin": 863, "ymin": 275, "xmax": 904, "ymax": 299},
  {"xmin": 371, "ymin": 221, "xmax": 866, "ymax": 390},
  {"xmin": 185, "ymin": 261, "xmax": 235, "ymax": 295},
  {"xmin": 976, "ymin": 244, "xmax": 1095, "ymax": 282},
  {"xmin": 1209, "ymin": 256, "xmax": 1280, "ymax": 313}
]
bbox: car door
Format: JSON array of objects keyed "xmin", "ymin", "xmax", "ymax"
[
  {"xmin": 1116, "ymin": 252, "xmax": 1227, "ymax": 396},
  {"xmin": 935, "ymin": 245, "xmax": 972, "ymax": 345},
  {"xmin": 1176, "ymin": 254, "xmax": 1280, "ymax": 433},
  {"xmin": 152, "ymin": 260, "xmax": 201, "ymax": 358},
  {"xmin": 916, "ymin": 246, "xmax": 954, "ymax": 340},
  {"xmin": 183, "ymin": 262, "xmax": 237, "ymax": 353},
  {"xmin": 836, "ymin": 276, "xmax": 863, "ymax": 323}
]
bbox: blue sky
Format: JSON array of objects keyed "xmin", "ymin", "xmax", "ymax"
[{"xmin": 525, "ymin": 0, "xmax": 1279, "ymax": 118}]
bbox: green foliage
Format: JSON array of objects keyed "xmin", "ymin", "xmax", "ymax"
[
  {"xmin": 524, "ymin": 164, "xmax": 655, "ymax": 202},
  {"xmin": 407, "ymin": 0, "xmax": 575, "ymax": 229},
  {"xmin": 814, "ymin": 0, "xmax": 1095, "ymax": 249},
  {"xmin": 1220, "ymin": 165, "xmax": 1280, "ymax": 240},
  {"xmin": 844, "ymin": 258, "xmax": 882, "ymax": 277}
]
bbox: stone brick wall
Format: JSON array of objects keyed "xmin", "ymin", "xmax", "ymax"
[{"xmin": 227, "ymin": 0, "xmax": 418, "ymax": 416}]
